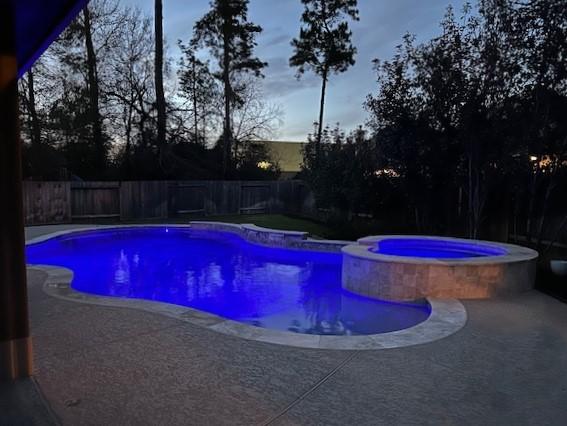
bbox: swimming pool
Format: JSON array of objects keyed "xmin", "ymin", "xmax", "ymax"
[{"xmin": 26, "ymin": 227, "xmax": 431, "ymax": 336}]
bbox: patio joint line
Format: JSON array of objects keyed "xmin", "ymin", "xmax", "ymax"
[
  {"xmin": 31, "ymin": 377, "xmax": 62, "ymax": 426},
  {"xmin": 261, "ymin": 351, "xmax": 359, "ymax": 426}
]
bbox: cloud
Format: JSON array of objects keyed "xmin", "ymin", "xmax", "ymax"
[
  {"xmin": 264, "ymin": 33, "xmax": 291, "ymax": 48},
  {"xmin": 261, "ymin": 56, "xmax": 320, "ymax": 98}
]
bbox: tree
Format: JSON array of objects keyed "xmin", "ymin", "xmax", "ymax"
[
  {"xmin": 154, "ymin": 0, "xmax": 167, "ymax": 158},
  {"xmin": 362, "ymin": 0, "xmax": 567, "ymax": 241},
  {"xmin": 83, "ymin": 5, "xmax": 106, "ymax": 171},
  {"xmin": 47, "ymin": 5, "xmax": 101, "ymax": 178},
  {"xmin": 47, "ymin": 0, "xmax": 128, "ymax": 178},
  {"xmin": 235, "ymin": 140, "xmax": 280, "ymax": 180},
  {"xmin": 24, "ymin": 68, "xmax": 42, "ymax": 147},
  {"xmin": 192, "ymin": 0, "xmax": 267, "ymax": 177},
  {"xmin": 18, "ymin": 60, "xmax": 67, "ymax": 180},
  {"xmin": 365, "ymin": 35, "xmax": 442, "ymax": 233},
  {"xmin": 512, "ymin": 0, "xmax": 567, "ymax": 244},
  {"xmin": 290, "ymin": 0, "xmax": 359, "ymax": 160},
  {"xmin": 302, "ymin": 124, "xmax": 379, "ymax": 221},
  {"xmin": 231, "ymin": 75, "xmax": 283, "ymax": 148},
  {"xmin": 177, "ymin": 43, "xmax": 219, "ymax": 145},
  {"xmin": 104, "ymin": 6, "xmax": 156, "ymax": 176}
]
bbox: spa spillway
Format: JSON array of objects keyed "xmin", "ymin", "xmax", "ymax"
[{"xmin": 341, "ymin": 236, "xmax": 538, "ymax": 301}]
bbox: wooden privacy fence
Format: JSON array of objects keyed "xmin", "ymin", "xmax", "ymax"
[{"xmin": 22, "ymin": 180, "xmax": 314, "ymax": 225}]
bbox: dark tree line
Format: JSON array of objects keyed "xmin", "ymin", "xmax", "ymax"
[
  {"xmin": 19, "ymin": 0, "xmax": 363, "ymax": 182},
  {"xmin": 302, "ymin": 0, "xmax": 567, "ymax": 246}
]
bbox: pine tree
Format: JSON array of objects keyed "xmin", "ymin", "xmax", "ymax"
[
  {"xmin": 290, "ymin": 0, "xmax": 359, "ymax": 160},
  {"xmin": 192, "ymin": 0, "xmax": 266, "ymax": 177}
]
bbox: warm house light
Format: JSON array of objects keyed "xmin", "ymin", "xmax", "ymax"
[
  {"xmin": 374, "ymin": 168, "xmax": 400, "ymax": 178},
  {"xmin": 257, "ymin": 161, "xmax": 272, "ymax": 170},
  {"xmin": 529, "ymin": 155, "xmax": 556, "ymax": 171}
]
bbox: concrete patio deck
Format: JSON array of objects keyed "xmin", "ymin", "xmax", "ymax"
[{"xmin": 3, "ymin": 225, "xmax": 567, "ymax": 425}]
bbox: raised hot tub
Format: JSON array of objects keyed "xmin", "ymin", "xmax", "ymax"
[{"xmin": 342, "ymin": 235, "xmax": 538, "ymax": 301}]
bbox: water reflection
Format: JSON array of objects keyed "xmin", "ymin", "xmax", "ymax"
[{"xmin": 113, "ymin": 250, "xmax": 130, "ymax": 285}]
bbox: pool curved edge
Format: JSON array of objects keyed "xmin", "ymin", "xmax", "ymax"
[{"xmin": 25, "ymin": 225, "xmax": 467, "ymax": 350}]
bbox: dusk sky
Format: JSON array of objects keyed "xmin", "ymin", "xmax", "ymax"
[{"xmin": 124, "ymin": 0, "xmax": 468, "ymax": 141}]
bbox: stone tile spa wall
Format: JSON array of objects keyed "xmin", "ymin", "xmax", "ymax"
[{"xmin": 341, "ymin": 236, "xmax": 538, "ymax": 301}]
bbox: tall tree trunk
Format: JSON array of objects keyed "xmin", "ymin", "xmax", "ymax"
[
  {"xmin": 315, "ymin": 66, "xmax": 328, "ymax": 162},
  {"xmin": 473, "ymin": 167, "xmax": 482, "ymax": 239},
  {"xmin": 138, "ymin": 93, "xmax": 149, "ymax": 148},
  {"xmin": 83, "ymin": 6, "xmax": 104, "ymax": 171},
  {"xmin": 467, "ymin": 140, "xmax": 483, "ymax": 239},
  {"xmin": 525, "ymin": 162, "xmax": 539, "ymax": 243},
  {"xmin": 192, "ymin": 58, "xmax": 199, "ymax": 144},
  {"xmin": 125, "ymin": 104, "xmax": 133, "ymax": 156},
  {"xmin": 154, "ymin": 0, "xmax": 167, "ymax": 158},
  {"xmin": 468, "ymin": 155, "xmax": 473, "ymax": 238},
  {"xmin": 202, "ymin": 108, "xmax": 207, "ymax": 145},
  {"xmin": 26, "ymin": 68, "xmax": 41, "ymax": 147},
  {"xmin": 536, "ymin": 168, "xmax": 557, "ymax": 248},
  {"xmin": 125, "ymin": 102, "xmax": 134, "ymax": 173},
  {"xmin": 526, "ymin": 88, "xmax": 550, "ymax": 244},
  {"xmin": 222, "ymin": 26, "xmax": 232, "ymax": 178}
]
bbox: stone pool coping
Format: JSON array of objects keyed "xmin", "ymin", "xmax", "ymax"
[
  {"xmin": 26, "ymin": 225, "xmax": 468, "ymax": 350},
  {"xmin": 189, "ymin": 221, "xmax": 354, "ymax": 252}
]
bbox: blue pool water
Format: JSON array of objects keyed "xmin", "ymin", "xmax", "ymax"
[
  {"xmin": 373, "ymin": 238, "xmax": 506, "ymax": 259},
  {"xmin": 26, "ymin": 227, "xmax": 431, "ymax": 336}
]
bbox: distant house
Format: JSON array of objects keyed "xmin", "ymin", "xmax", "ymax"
[{"xmin": 260, "ymin": 141, "xmax": 306, "ymax": 180}]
